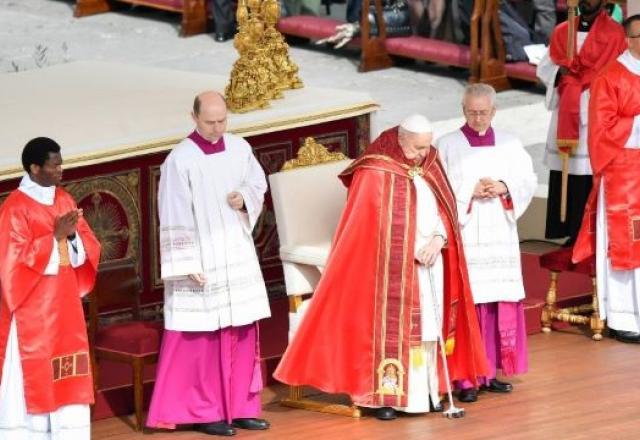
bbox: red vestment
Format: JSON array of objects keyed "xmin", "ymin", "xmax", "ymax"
[
  {"xmin": 549, "ymin": 11, "xmax": 626, "ymax": 150},
  {"xmin": 274, "ymin": 128, "xmax": 488, "ymax": 407},
  {"xmin": 573, "ymin": 59, "xmax": 640, "ymax": 270},
  {"xmin": 0, "ymin": 188, "xmax": 100, "ymax": 413}
]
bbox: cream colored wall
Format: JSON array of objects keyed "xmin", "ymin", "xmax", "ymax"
[
  {"xmin": 516, "ymin": 184, "xmax": 563, "ymax": 244},
  {"xmin": 517, "ymin": 195, "xmax": 551, "ymax": 241}
]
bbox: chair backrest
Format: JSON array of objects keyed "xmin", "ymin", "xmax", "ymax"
[
  {"xmin": 269, "ymin": 159, "xmax": 352, "ymax": 249},
  {"xmin": 93, "ymin": 258, "xmax": 142, "ymax": 309},
  {"xmin": 87, "ymin": 258, "xmax": 143, "ymax": 346}
]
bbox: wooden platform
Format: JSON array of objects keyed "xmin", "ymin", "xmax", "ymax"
[{"xmin": 93, "ymin": 330, "xmax": 640, "ymax": 439}]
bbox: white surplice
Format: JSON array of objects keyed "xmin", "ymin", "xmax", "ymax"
[
  {"xmin": 158, "ymin": 133, "xmax": 271, "ymax": 332},
  {"xmin": 537, "ymin": 33, "xmax": 592, "ymax": 175},
  {"xmin": 596, "ymin": 51, "xmax": 640, "ymax": 333},
  {"xmin": 0, "ymin": 174, "xmax": 89, "ymax": 440},
  {"xmin": 436, "ymin": 129, "xmax": 537, "ymax": 304}
]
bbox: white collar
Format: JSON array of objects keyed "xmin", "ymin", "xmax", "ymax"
[
  {"xmin": 18, "ymin": 173, "xmax": 56, "ymax": 206},
  {"xmin": 619, "ymin": 50, "xmax": 640, "ymax": 76}
]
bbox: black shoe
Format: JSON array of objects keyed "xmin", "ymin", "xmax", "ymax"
[
  {"xmin": 458, "ymin": 388, "xmax": 478, "ymax": 403},
  {"xmin": 614, "ymin": 330, "xmax": 640, "ymax": 344},
  {"xmin": 194, "ymin": 422, "xmax": 236, "ymax": 436},
  {"xmin": 375, "ymin": 407, "xmax": 397, "ymax": 421},
  {"xmin": 429, "ymin": 401, "xmax": 443, "ymax": 412},
  {"xmin": 232, "ymin": 418, "xmax": 270, "ymax": 430},
  {"xmin": 480, "ymin": 378, "xmax": 513, "ymax": 393}
]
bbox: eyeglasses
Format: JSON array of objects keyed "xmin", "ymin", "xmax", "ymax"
[
  {"xmin": 629, "ymin": 34, "xmax": 640, "ymax": 39},
  {"xmin": 464, "ymin": 109, "xmax": 493, "ymax": 117}
]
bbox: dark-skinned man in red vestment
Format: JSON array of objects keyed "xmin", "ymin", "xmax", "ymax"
[
  {"xmin": 274, "ymin": 115, "xmax": 489, "ymax": 421},
  {"xmin": 0, "ymin": 137, "xmax": 101, "ymax": 438},
  {"xmin": 573, "ymin": 14, "xmax": 640, "ymax": 344}
]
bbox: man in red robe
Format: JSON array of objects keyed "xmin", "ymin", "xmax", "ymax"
[
  {"xmin": 0, "ymin": 137, "xmax": 101, "ymax": 438},
  {"xmin": 538, "ymin": 0, "xmax": 626, "ymax": 245},
  {"xmin": 573, "ymin": 14, "xmax": 640, "ymax": 344},
  {"xmin": 274, "ymin": 115, "xmax": 489, "ymax": 420}
]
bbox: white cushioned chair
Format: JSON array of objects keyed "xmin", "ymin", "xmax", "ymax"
[
  {"xmin": 270, "ymin": 157, "xmax": 351, "ymax": 336},
  {"xmin": 269, "ymin": 138, "xmax": 359, "ymax": 417}
]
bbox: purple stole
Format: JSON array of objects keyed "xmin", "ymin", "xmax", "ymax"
[{"xmin": 188, "ymin": 130, "xmax": 226, "ymax": 155}]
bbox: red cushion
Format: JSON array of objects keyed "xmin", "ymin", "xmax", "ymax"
[
  {"xmin": 539, "ymin": 247, "xmax": 596, "ymax": 277},
  {"xmin": 574, "ymin": 257, "xmax": 596, "ymax": 277},
  {"xmin": 385, "ymin": 36, "xmax": 471, "ymax": 68},
  {"xmin": 277, "ymin": 17, "xmax": 345, "ymax": 40},
  {"xmin": 539, "ymin": 247, "xmax": 576, "ymax": 272},
  {"xmin": 120, "ymin": 0, "xmax": 183, "ymax": 10},
  {"xmin": 96, "ymin": 321, "xmax": 163, "ymax": 357},
  {"xmin": 505, "ymin": 62, "xmax": 538, "ymax": 82}
]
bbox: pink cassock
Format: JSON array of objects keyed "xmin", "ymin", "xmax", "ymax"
[
  {"xmin": 456, "ymin": 302, "xmax": 528, "ymax": 389},
  {"xmin": 146, "ymin": 324, "xmax": 263, "ymax": 428}
]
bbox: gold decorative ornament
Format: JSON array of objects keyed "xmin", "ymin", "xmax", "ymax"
[
  {"xmin": 65, "ymin": 171, "xmax": 141, "ymax": 264},
  {"xmin": 282, "ymin": 137, "xmax": 347, "ymax": 170},
  {"xmin": 261, "ymin": 0, "xmax": 303, "ymax": 91},
  {"xmin": 408, "ymin": 166, "xmax": 424, "ymax": 180},
  {"xmin": 376, "ymin": 358, "xmax": 405, "ymax": 398},
  {"xmin": 225, "ymin": 0, "xmax": 303, "ymax": 113},
  {"xmin": 83, "ymin": 193, "xmax": 130, "ymax": 261}
]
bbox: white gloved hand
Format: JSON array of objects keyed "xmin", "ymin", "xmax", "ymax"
[{"xmin": 316, "ymin": 23, "xmax": 360, "ymax": 49}]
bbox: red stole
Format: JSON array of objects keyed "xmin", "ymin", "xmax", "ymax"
[
  {"xmin": 573, "ymin": 60, "xmax": 640, "ymax": 270},
  {"xmin": 274, "ymin": 128, "xmax": 488, "ymax": 406},
  {"xmin": 549, "ymin": 11, "xmax": 626, "ymax": 151},
  {"xmin": 0, "ymin": 189, "xmax": 101, "ymax": 413}
]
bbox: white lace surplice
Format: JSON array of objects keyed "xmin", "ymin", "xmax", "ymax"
[
  {"xmin": 158, "ymin": 134, "xmax": 271, "ymax": 332},
  {"xmin": 436, "ymin": 129, "xmax": 537, "ymax": 304}
]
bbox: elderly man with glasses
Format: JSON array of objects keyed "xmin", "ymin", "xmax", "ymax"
[{"xmin": 436, "ymin": 84, "xmax": 538, "ymax": 403}]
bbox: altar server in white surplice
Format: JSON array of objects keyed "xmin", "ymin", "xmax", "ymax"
[
  {"xmin": 146, "ymin": 91, "xmax": 271, "ymax": 437},
  {"xmin": 436, "ymin": 84, "xmax": 537, "ymax": 404}
]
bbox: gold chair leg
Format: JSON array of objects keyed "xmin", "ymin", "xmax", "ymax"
[
  {"xmin": 289, "ymin": 295, "xmax": 303, "ymax": 313},
  {"xmin": 541, "ymin": 271, "xmax": 559, "ymax": 333},
  {"xmin": 281, "ymin": 392, "xmax": 362, "ymax": 418},
  {"xmin": 289, "ymin": 385, "xmax": 303, "ymax": 400},
  {"xmin": 589, "ymin": 276, "xmax": 604, "ymax": 341}
]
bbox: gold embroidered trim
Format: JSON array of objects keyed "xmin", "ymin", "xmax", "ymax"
[{"xmin": 52, "ymin": 352, "xmax": 90, "ymax": 382}]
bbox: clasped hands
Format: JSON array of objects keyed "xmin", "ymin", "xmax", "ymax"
[
  {"xmin": 416, "ymin": 235, "xmax": 446, "ymax": 267},
  {"xmin": 54, "ymin": 208, "xmax": 82, "ymax": 241},
  {"xmin": 188, "ymin": 191, "xmax": 245, "ymax": 286},
  {"xmin": 473, "ymin": 178, "xmax": 508, "ymax": 200}
]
